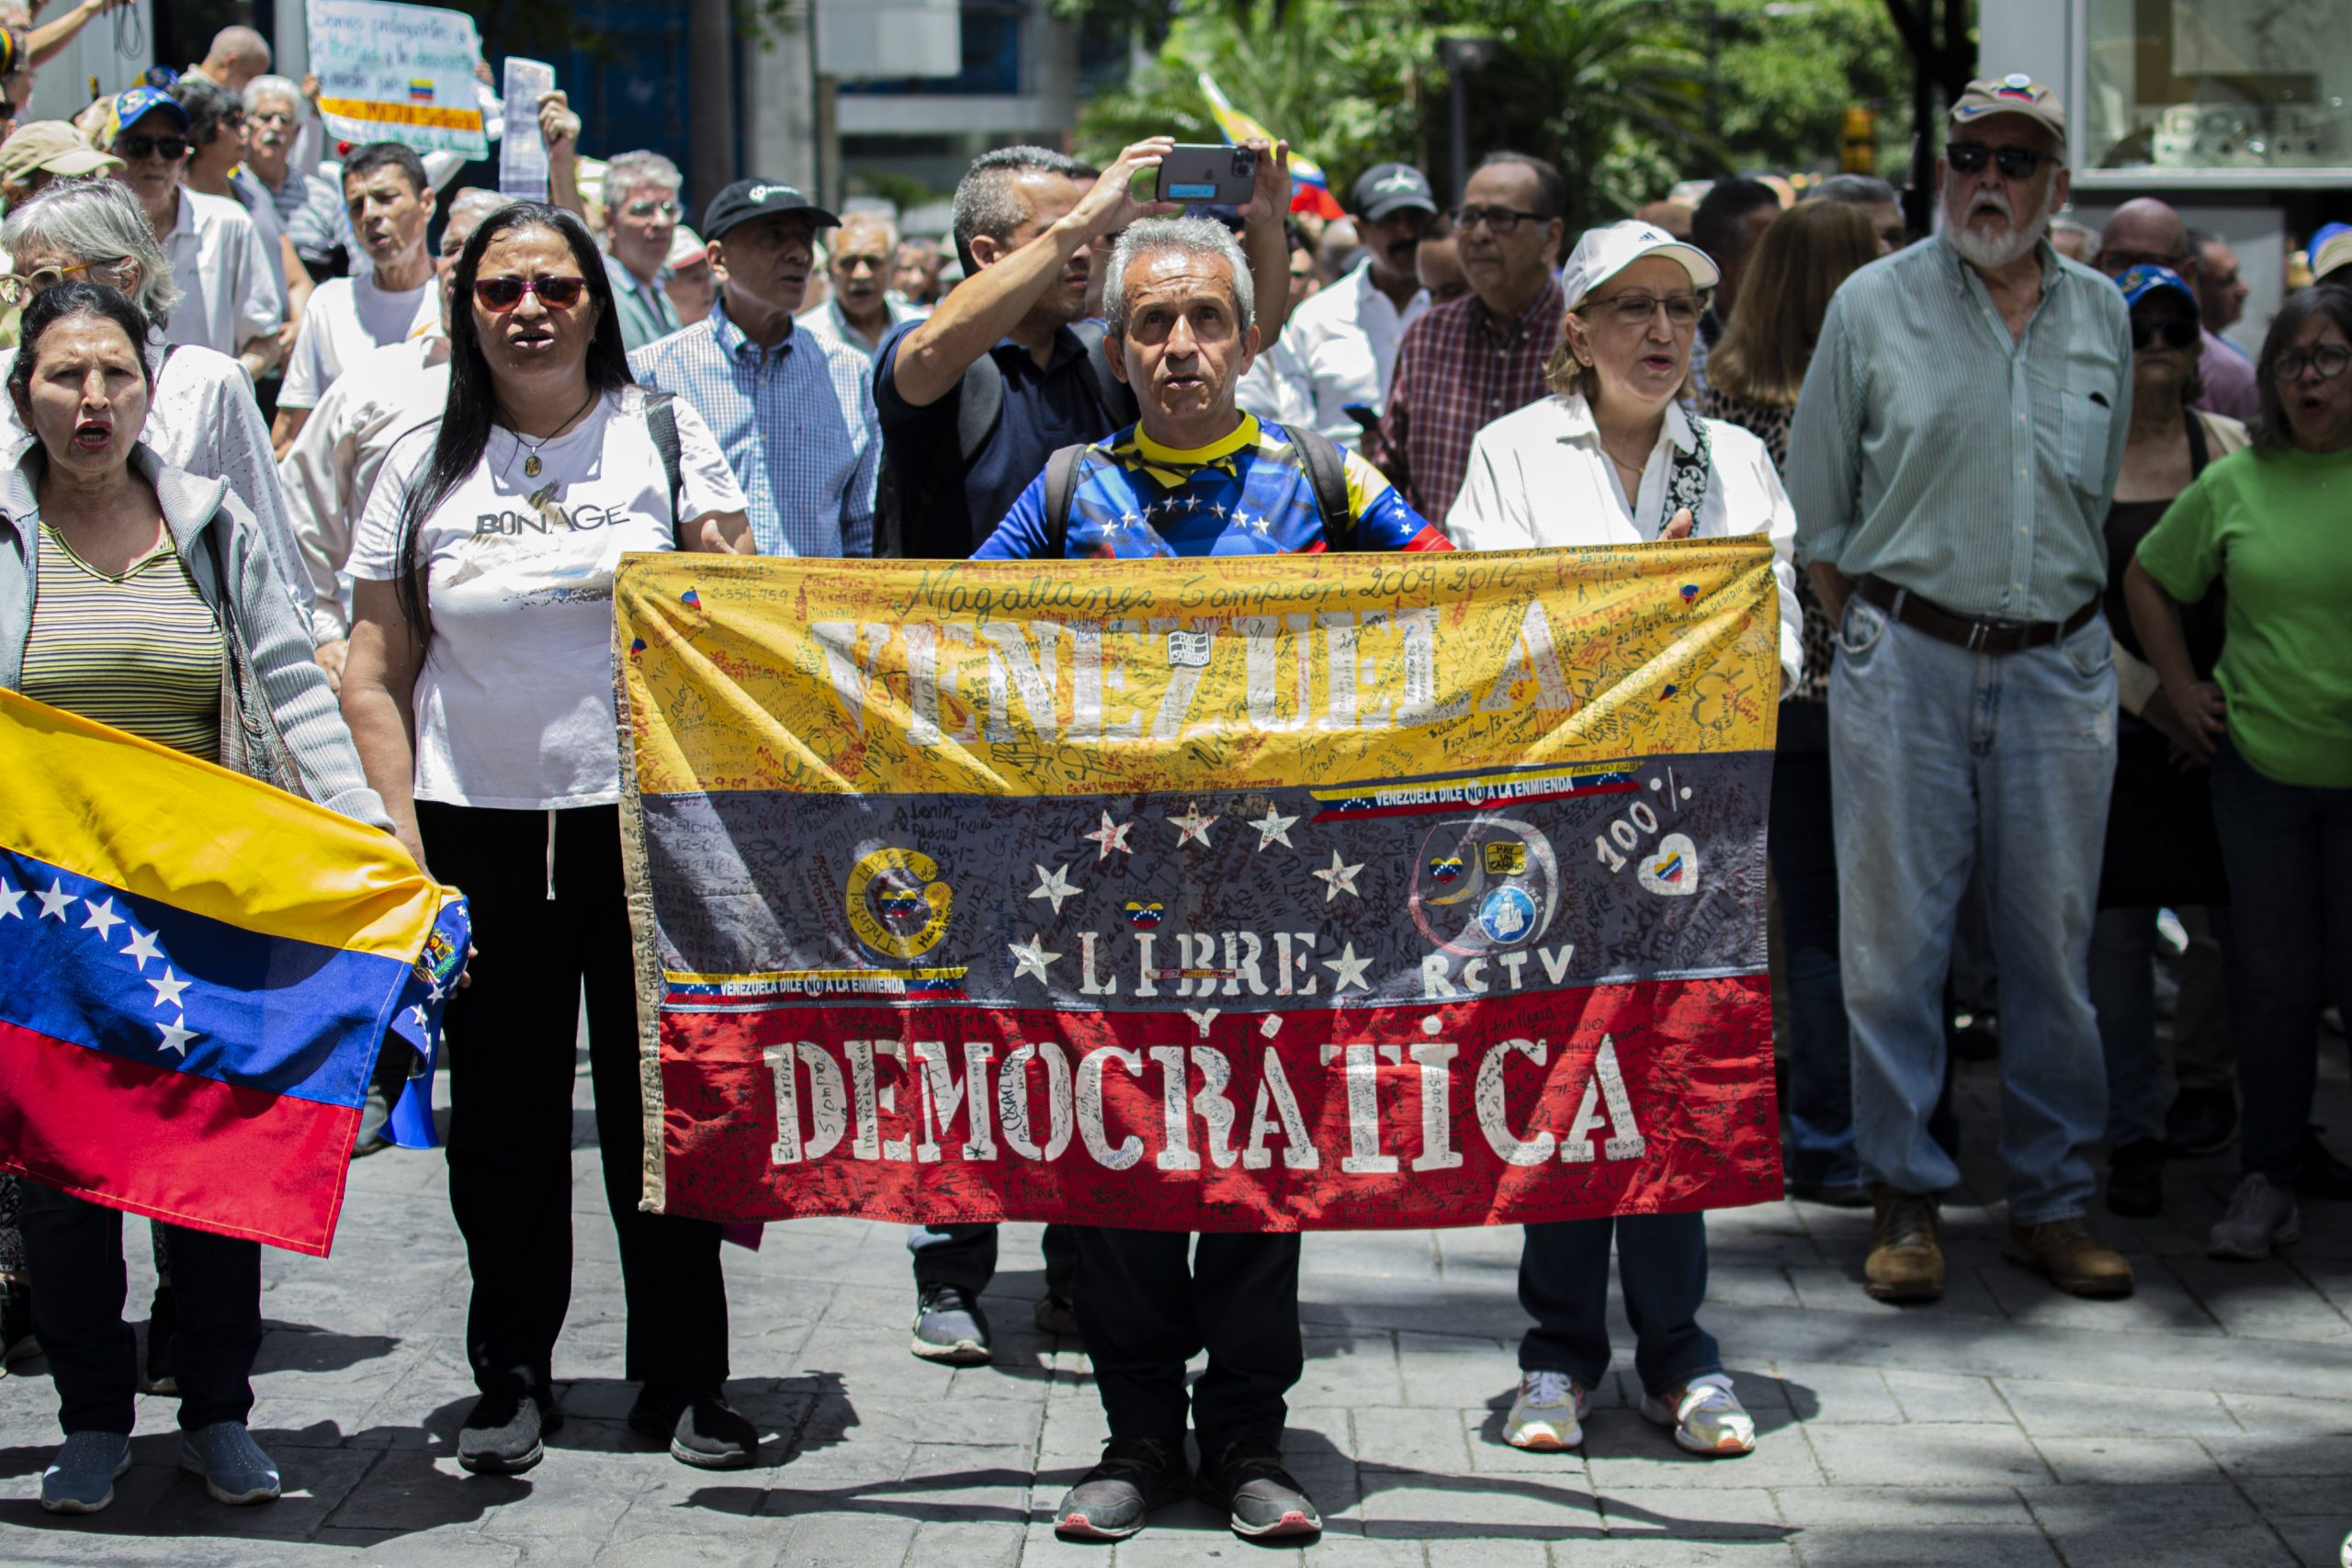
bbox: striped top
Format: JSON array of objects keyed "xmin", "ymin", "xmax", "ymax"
[
  {"xmin": 19, "ymin": 522, "xmax": 223, "ymax": 761},
  {"xmin": 1783, "ymin": 235, "xmax": 2132, "ymax": 622}
]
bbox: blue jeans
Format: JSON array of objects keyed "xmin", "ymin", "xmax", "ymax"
[
  {"xmin": 1770, "ymin": 701, "xmax": 1858, "ymax": 1188},
  {"xmin": 2209, "ymin": 739, "xmax": 2352, "ymax": 1184},
  {"xmin": 1829, "ymin": 600, "xmax": 2116, "ymax": 1224},
  {"xmin": 1517, "ymin": 1213, "xmax": 1720, "ymax": 1397}
]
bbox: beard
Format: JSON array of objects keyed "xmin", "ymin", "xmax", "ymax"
[{"xmin": 1946, "ymin": 184, "xmax": 2050, "ymax": 270}]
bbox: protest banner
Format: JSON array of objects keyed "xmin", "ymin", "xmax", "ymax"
[
  {"xmin": 615, "ymin": 544, "xmax": 1782, "ymax": 1231},
  {"xmin": 0, "ymin": 690, "xmax": 463, "ymax": 1256},
  {"xmin": 306, "ymin": 0, "xmax": 487, "ymax": 160},
  {"xmin": 498, "ymin": 56, "xmax": 555, "ymax": 200}
]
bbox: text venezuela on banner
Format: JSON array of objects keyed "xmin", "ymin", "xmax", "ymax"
[
  {"xmin": 0, "ymin": 689, "xmax": 461, "ymax": 1256},
  {"xmin": 616, "ymin": 543, "xmax": 1782, "ymax": 1231}
]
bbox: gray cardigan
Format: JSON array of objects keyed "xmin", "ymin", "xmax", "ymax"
[{"xmin": 0, "ymin": 443, "xmax": 390, "ymax": 829}]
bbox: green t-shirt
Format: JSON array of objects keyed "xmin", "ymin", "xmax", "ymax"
[{"xmin": 2135, "ymin": 445, "xmax": 2352, "ymax": 788}]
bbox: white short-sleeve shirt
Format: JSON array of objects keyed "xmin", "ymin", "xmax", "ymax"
[
  {"xmin": 347, "ymin": 385, "xmax": 746, "ymax": 809},
  {"xmin": 158, "ymin": 187, "xmax": 284, "ymax": 357},
  {"xmin": 279, "ymin": 272, "xmax": 440, "ymax": 410}
]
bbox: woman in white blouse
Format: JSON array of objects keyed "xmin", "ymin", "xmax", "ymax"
[
  {"xmin": 1448, "ymin": 220, "xmax": 1803, "ymax": 1463},
  {"xmin": 1448, "ymin": 220, "xmax": 1804, "ymax": 692}
]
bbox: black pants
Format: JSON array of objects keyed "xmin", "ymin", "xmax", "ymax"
[
  {"xmin": 417, "ymin": 802, "xmax": 726, "ymax": 1398},
  {"xmin": 19, "ymin": 1183, "xmax": 259, "ymax": 1434},
  {"xmin": 908, "ymin": 1222, "xmax": 1079, "ymax": 1299},
  {"xmin": 1518, "ymin": 1213, "xmax": 1719, "ymax": 1397},
  {"xmin": 1072, "ymin": 1228, "xmax": 1300, "ymax": 1454}
]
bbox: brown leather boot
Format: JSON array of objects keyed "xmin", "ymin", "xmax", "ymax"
[
  {"xmin": 1864, "ymin": 1187, "xmax": 1945, "ymax": 1302},
  {"xmin": 2004, "ymin": 1216, "xmax": 2135, "ymax": 1298}
]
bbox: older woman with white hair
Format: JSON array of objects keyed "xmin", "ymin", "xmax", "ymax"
[{"xmin": 1448, "ymin": 219, "xmax": 1803, "ymax": 1464}]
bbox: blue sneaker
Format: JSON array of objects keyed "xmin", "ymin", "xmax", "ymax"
[
  {"xmin": 40, "ymin": 1431, "xmax": 130, "ymax": 1514},
  {"xmin": 179, "ymin": 1421, "xmax": 279, "ymax": 1505}
]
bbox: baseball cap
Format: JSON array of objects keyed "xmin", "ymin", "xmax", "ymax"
[
  {"xmin": 0, "ymin": 121, "xmax": 122, "ymax": 185},
  {"xmin": 2314, "ymin": 230, "xmax": 2352, "ymax": 285},
  {"xmin": 104, "ymin": 85, "xmax": 191, "ymax": 148},
  {"xmin": 2114, "ymin": 265, "xmax": 2196, "ymax": 313},
  {"xmin": 665, "ymin": 225, "xmax": 708, "ymax": 269},
  {"xmin": 699, "ymin": 179, "xmax": 840, "ymax": 242},
  {"xmin": 1351, "ymin": 163, "xmax": 1436, "ymax": 223},
  {"xmin": 1951, "ymin": 73, "xmax": 2066, "ymax": 142},
  {"xmin": 1559, "ymin": 219, "xmax": 1721, "ymax": 306}
]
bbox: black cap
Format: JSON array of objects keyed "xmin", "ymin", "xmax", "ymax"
[
  {"xmin": 1351, "ymin": 163, "xmax": 1436, "ymax": 223},
  {"xmin": 699, "ymin": 179, "xmax": 841, "ymax": 242}
]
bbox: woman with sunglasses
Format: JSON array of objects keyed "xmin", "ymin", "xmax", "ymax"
[
  {"xmin": 341, "ymin": 202, "xmax": 752, "ymax": 1478},
  {"xmin": 2085, "ymin": 265, "xmax": 2248, "ymax": 1224},
  {"xmin": 1448, "ymin": 220, "xmax": 1803, "ymax": 1463},
  {"xmin": 2127, "ymin": 286, "xmax": 2352, "ymax": 1263}
]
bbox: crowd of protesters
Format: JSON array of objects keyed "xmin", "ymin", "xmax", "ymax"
[{"xmin": 0, "ymin": 17, "xmax": 2346, "ymax": 1543}]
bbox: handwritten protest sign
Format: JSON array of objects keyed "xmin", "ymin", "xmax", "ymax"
[
  {"xmin": 306, "ymin": 0, "xmax": 486, "ymax": 159},
  {"xmin": 615, "ymin": 545, "xmax": 1783, "ymax": 1231}
]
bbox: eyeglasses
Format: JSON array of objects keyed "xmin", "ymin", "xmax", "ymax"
[
  {"xmin": 1448, "ymin": 205, "xmax": 1549, "ymax": 234},
  {"xmin": 624, "ymin": 198, "xmax": 682, "ymax": 221},
  {"xmin": 472, "ymin": 274, "xmax": 590, "ymax": 311},
  {"xmin": 2131, "ymin": 317, "xmax": 2199, "ymax": 351},
  {"xmin": 1577, "ymin": 290, "xmax": 1711, "ymax": 329},
  {"xmin": 2272, "ymin": 343, "xmax": 2351, "ymax": 382},
  {"xmin": 114, "ymin": 135, "xmax": 189, "ymax": 163},
  {"xmin": 1945, "ymin": 141, "xmax": 2054, "ymax": 179},
  {"xmin": 0, "ymin": 256, "xmax": 135, "ymax": 305}
]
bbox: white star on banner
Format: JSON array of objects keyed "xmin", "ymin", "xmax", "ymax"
[
  {"xmin": 1322, "ymin": 942, "xmax": 1374, "ymax": 993},
  {"xmin": 1081, "ymin": 811, "xmax": 1134, "ymax": 862},
  {"xmin": 425, "ymin": 976, "xmax": 448, "ymax": 1006},
  {"xmin": 80, "ymin": 897, "xmax": 123, "ymax": 940},
  {"xmin": 407, "ymin": 1004, "xmax": 431, "ymax": 1033},
  {"xmin": 154, "ymin": 1016, "xmax": 198, "ymax": 1057},
  {"xmin": 1028, "ymin": 863, "xmax": 1080, "ymax": 916},
  {"xmin": 35, "ymin": 879, "xmax": 75, "ymax": 920},
  {"xmin": 1166, "ymin": 804, "xmax": 1218, "ymax": 848},
  {"xmin": 1007, "ymin": 934, "xmax": 1061, "ymax": 987},
  {"xmin": 147, "ymin": 967, "xmax": 191, "ymax": 1010},
  {"xmin": 0, "ymin": 881, "xmax": 21, "ymax": 920},
  {"xmin": 1312, "ymin": 849, "xmax": 1365, "ymax": 902},
  {"xmin": 120, "ymin": 924, "xmax": 163, "ymax": 969},
  {"xmin": 1250, "ymin": 806, "xmax": 1298, "ymax": 852}
]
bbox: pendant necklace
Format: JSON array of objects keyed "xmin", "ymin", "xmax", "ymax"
[{"xmin": 512, "ymin": 387, "xmax": 600, "ymax": 479}]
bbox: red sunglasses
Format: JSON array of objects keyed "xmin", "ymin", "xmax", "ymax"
[{"xmin": 472, "ymin": 274, "xmax": 589, "ymax": 311}]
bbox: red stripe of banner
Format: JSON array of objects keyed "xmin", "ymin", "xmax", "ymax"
[
  {"xmin": 654, "ymin": 976, "xmax": 1778, "ymax": 1230},
  {"xmin": 0, "ymin": 1019, "xmax": 359, "ymax": 1256}
]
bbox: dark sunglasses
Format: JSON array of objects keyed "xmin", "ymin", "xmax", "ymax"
[
  {"xmin": 473, "ymin": 275, "xmax": 589, "ymax": 311},
  {"xmin": 115, "ymin": 135, "xmax": 189, "ymax": 163},
  {"xmin": 1447, "ymin": 205, "xmax": 1549, "ymax": 234},
  {"xmin": 1945, "ymin": 141, "xmax": 2053, "ymax": 179},
  {"xmin": 2131, "ymin": 317, "xmax": 2199, "ymax": 351}
]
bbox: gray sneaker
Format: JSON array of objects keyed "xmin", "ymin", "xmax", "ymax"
[
  {"xmin": 2209, "ymin": 1172, "xmax": 2300, "ymax": 1261},
  {"xmin": 179, "ymin": 1421, "xmax": 279, "ymax": 1505},
  {"xmin": 910, "ymin": 1285, "xmax": 992, "ymax": 1365},
  {"xmin": 40, "ymin": 1431, "xmax": 130, "ymax": 1514}
]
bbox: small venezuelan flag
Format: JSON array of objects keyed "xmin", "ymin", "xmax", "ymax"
[
  {"xmin": 407, "ymin": 79, "xmax": 435, "ymax": 103},
  {"xmin": 0, "ymin": 690, "xmax": 459, "ymax": 1256}
]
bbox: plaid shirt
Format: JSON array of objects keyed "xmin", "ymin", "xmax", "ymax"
[{"xmin": 1364, "ymin": 276, "xmax": 1564, "ymax": 524}]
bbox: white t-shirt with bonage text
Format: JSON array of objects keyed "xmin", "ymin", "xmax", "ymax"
[{"xmin": 347, "ymin": 384, "xmax": 746, "ymax": 809}]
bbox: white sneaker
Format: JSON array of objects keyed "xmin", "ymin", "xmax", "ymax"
[
  {"xmin": 2209, "ymin": 1172, "xmax": 2300, "ymax": 1261},
  {"xmin": 1640, "ymin": 1373, "xmax": 1756, "ymax": 1456},
  {"xmin": 1503, "ymin": 1371, "xmax": 1589, "ymax": 1450}
]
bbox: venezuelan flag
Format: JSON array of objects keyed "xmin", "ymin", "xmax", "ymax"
[
  {"xmin": 1196, "ymin": 72, "xmax": 1346, "ymax": 220},
  {"xmin": 406, "ymin": 79, "xmax": 435, "ymax": 103},
  {"xmin": 0, "ymin": 690, "xmax": 458, "ymax": 1256}
]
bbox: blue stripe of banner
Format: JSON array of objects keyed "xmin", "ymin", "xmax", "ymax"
[{"xmin": 0, "ymin": 849, "xmax": 410, "ymax": 1110}]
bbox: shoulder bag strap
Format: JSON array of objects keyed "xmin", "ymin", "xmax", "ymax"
[
  {"xmin": 1041, "ymin": 443, "xmax": 1087, "ymax": 560},
  {"xmin": 1290, "ymin": 427, "xmax": 1355, "ymax": 546},
  {"xmin": 641, "ymin": 390, "xmax": 684, "ymax": 536},
  {"xmin": 2184, "ymin": 408, "xmax": 2213, "ymax": 479}
]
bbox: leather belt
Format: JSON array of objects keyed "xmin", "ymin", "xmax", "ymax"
[{"xmin": 1854, "ymin": 574, "xmax": 2098, "ymax": 656}]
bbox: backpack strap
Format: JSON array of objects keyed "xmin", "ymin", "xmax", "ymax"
[
  {"xmin": 955, "ymin": 352, "xmax": 1005, "ymax": 467},
  {"xmin": 1070, "ymin": 320, "xmax": 1138, "ymax": 428},
  {"xmin": 1041, "ymin": 443, "xmax": 1088, "ymax": 559},
  {"xmin": 641, "ymin": 389, "xmax": 684, "ymax": 534},
  {"xmin": 1288, "ymin": 426, "xmax": 1355, "ymax": 547},
  {"xmin": 2184, "ymin": 407, "xmax": 2213, "ymax": 479}
]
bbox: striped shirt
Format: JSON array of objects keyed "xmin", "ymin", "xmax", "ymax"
[
  {"xmin": 631, "ymin": 299, "xmax": 879, "ymax": 558},
  {"xmin": 1784, "ymin": 235, "xmax": 2132, "ymax": 622},
  {"xmin": 20, "ymin": 524, "xmax": 223, "ymax": 761},
  {"xmin": 1363, "ymin": 276, "xmax": 1564, "ymax": 525}
]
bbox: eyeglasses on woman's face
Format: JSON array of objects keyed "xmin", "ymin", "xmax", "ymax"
[
  {"xmin": 1577, "ymin": 289, "xmax": 1710, "ymax": 330},
  {"xmin": 0, "ymin": 256, "xmax": 136, "ymax": 306},
  {"xmin": 472, "ymin": 274, "xmax": 590, "ymax": 311},
  {"xmin": 2272, "ymin": 342, "xmax": 2351, "ymax": 382}
]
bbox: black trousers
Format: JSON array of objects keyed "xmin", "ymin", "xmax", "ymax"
[
  {"xmin": 416, "ymin": 802, "xmax": 727, "ymax": 1398},
  {"xmin": 1518, "ymin": 1213, "xmax": 1720, "ymax": 1397},
  {"xmin": 1072, "ymin": 1228, "xmax": 1300, "ymax": 1454},
  {"xmin": 908, "ymin": 1222, "xmax": 1079, "ymax": 1299},
  {"xmin": 19, "ymin": 1183, "xmax": 259, "ymax": 1434}
]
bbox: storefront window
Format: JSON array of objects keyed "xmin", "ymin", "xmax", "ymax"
[{"xmin": 2085, "ymin": 0, "xmax": 2350, "ymax": 170}]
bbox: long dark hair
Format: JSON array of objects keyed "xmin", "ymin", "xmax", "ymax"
[
  {"xmin": 2249, "ymin": 284, "xmax": 2352, "ymax": 453},
  {"xmin": 393, "ymin": 201, "xmax": 631, "ymax": 637},
  {"xmin": 6, "ymin": 281, "xmax": 154, "ymax": 426}
]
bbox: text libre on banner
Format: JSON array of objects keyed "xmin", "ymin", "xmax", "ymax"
[{"xmin": 615, "ymin": 544, "xmax": 1784, "ymax": 1231}]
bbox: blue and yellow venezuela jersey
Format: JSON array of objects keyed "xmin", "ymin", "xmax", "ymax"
[{"xmin": 972, "ymin": 414, "xmax": 1451, "ymax": 559}]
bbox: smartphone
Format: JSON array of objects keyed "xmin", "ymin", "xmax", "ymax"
[{"xmin": 1155, "ymin": 143, "xmax": 1259, "ymax": 207}]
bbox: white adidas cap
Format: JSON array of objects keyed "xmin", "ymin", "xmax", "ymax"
[{"xmin": 1559, "ymin": 219, "xmax": 1721, "ymax": 307}]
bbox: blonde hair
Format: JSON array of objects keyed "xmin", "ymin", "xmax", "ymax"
[{"xmin": 1704, "ymin": 201, "xmax": 1878, "ymax": 407}]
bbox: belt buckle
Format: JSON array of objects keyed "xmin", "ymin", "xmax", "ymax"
[{"xmin": 1965, "ymin": 616, "xmax": 2013, "ymax": 651}]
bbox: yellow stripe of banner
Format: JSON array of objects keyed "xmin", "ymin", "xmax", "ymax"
[
  {"xmin": 0, "ymin": 689, "xmax": 440, "ymax": 959},
  {"xmin": 615, "ymin": 540, "xmax": 1781, "ymax": 801},
  {"xmin": 316, "ymin": 96, "xmax": 484, "ymax": 132}
]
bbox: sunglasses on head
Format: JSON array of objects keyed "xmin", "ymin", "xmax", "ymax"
[
  {"xmin": 115, "ymin": 135, "xmax": 188, "ymax": 163},
  {"xmin": 1945, "ymin": 141, "xmax": 2052, "ymax": 179},
  {"xmin": 2132, "ymin": 316, "xmax": 2199, "ymax": 351},
  {"xmin": 473, "ymin": 274, "xmax": 589, "ymax": 311}
]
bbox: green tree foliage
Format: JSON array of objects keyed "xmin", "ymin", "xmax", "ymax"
[{"xmin": 1693, "ymin": 0, "xmax": 1913, "ymax": 178}]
